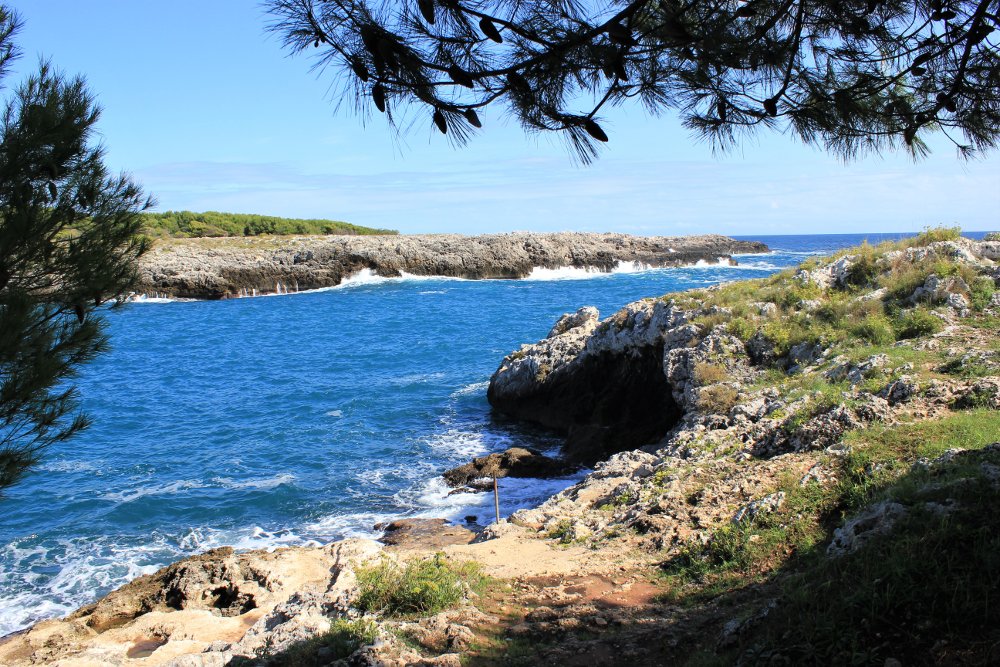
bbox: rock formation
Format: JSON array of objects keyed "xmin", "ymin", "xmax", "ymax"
[{"xmin": 136, "ymin": 232, "xmax": 768, "ymax": 299}]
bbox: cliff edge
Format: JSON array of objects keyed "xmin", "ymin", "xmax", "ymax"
[{"xmin": 137, "ymin": 232, "xmax": 768, "ymax": 299}]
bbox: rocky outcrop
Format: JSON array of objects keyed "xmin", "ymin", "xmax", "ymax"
[
  {"xmin": 488, "ymin": 235, "xmax": 1000, "ymax": 464},
  {"xmin": 0, "ymin": 539, "xmax": 384, "ymax": 666},
  {"xmin": 441, "ymin": 447, "xmax": 572, "ymax": 488},
  {"xmin": 137, "ymin": 233, "xmax": 768, "ymax": 299}
]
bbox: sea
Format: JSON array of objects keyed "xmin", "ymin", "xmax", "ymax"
[{"xmin": 0, "ymin": 231, "xmax": 990, "ymax": 635}]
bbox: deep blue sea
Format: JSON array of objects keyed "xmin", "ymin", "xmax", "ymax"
[{"xmin": 0, "ymin": 232, "xmax": 989, "ymax": 634}]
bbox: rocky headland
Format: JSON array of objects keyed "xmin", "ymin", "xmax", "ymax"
[
  {"xmin": 136, "ymin": 232, "xmax": 768, "ymax": 300},
  {"xmin": 4, "ymin": 230, "xmax": 999, "ymax": 666}
]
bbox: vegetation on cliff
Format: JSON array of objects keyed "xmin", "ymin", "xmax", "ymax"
[{"xmin": 137, "ymin": 210, "xmax": 397, "ymax": 239}]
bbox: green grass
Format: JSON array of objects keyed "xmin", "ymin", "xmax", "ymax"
[
  {"xmin": 355, "ymin": 554, "xmax": 487, "ymax": 616},
  {"xmin": 660, "ymin": 411, "xmax": 1000, "ymax": 626},
  {"xmin": 893, "ymin": 306, "xmax": 944, "ymax": 339},
  {"xmin": 744, "ymin": 447, "xmax": 1000, "ymax": 665}
]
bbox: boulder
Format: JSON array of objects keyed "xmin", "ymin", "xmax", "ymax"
[{"xmin": 442, "ymin": 447, "xmax": 571, "ymax": 487}]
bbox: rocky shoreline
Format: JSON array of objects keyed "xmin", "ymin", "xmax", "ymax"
[
  {"xmin": 4, "ymin": 232, "xmax": 999, "ymax": 665},
  {"xmin": 136, "ymin": 232, "xmax": 768, "ymax": 300}
]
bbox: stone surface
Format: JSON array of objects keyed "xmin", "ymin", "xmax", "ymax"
[
  {"xmin": 442, "ymin": 447, "xmax": 572, "ymax": 487},
  {"xmin": 138, "ymin": 233, "xmax": 768, "ymax": 300}
]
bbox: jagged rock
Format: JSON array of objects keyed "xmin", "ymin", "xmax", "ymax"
[
  {"xmin": 952, "ymin": 379, "xmax": 1000, "ymax": 409},
  {"xmin": 377, "ymin": 519, "xmax": 476, "ymax": 549},
  {"xmin": 880, "ymin": 376, "xmax": 919, "ymax": 405},
  {"xmin": 731, "ymin": 492, "xmax": 785, "ymax": 524},
  {"xmin": 547, "ymin": 306, "xmax": 600, "ymax": 338},
  {"xmin": 139, "ymin": 233, "xmax": 767, "ymax": 299},
  {"xmin": 441, "ymin": 447, "xmax": 570, "ymax": 487},
  {"xmin": 825, "ymin": 354, "xmax": 890, "ymax": 384},
  {"xmin": 828, "ymin": 501, "xmax": 909, "ymax": 557},
  {"xmin": 798, "ymin": 254, "xmax": 856, "ymax": 288}
]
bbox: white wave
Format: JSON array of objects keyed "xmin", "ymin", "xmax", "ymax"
[
  {"xmin": 451, "ymin": 381, "xmax": 489, "ymax": 397},
  {"xmin": 177, "ymin": 525, "xmax": 317, "ymax": 553},
  {"xmin": 525, "ymin": 260, "xmax": 650, "ymax": 281},
  {"xmin": 300, "ymin": 512, "xmax": 393, "ymax": 540},
  {"xmin": 0, "ymin": 535, "xmax": 171, "ymax": 637},
  {"xmin": 212, "ymin": 473, "xmax": 295, "ymax": 491},
  {"xmin": 423, "ymin": 428, "xmax": 515, "ymax": 460},
  {"xmin": 38, "ymin": 460, "xmax": 99, "ymax": 473},
  {"xmin": 691, "ymin": 258, "xmax": 735, "ymax": 268},
  {"xmin": 394, "ymin": 473, "xmax": 587, "ymax": 524},
  {"xmin": 389, "ymin": 371, "xmax": 447, "ymax": 386},
  {"xmin": 101, "ymin": 479, "xmax": 206, "ymax": 504}
]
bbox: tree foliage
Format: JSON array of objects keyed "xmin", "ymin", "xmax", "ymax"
[
  {"xmin": 138, "ymin": 210, "xmax": 397, "ymax": 238},
  {"xmin": 0, "ymin": 7, "xmax": 151, "ymax": 493},
  {"xmin": 267, "ymin": 0, "xmax": 1000, "ymax": 161}
]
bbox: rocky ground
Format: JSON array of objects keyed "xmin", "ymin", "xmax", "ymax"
[
  {"xmin": 136, "ymin": 232, "xmax": 767, "ymax": 299},
  {"xmin": 4, "ymin": 230, "xmax": 999, "ymax": 665}
]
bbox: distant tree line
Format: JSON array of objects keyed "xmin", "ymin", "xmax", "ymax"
[{"xmin": 138, "ymin": 210, "xmax": 398, "ymax": 238}]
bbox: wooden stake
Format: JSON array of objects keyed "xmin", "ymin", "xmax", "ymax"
[{"xmin": 493, "ymin": 476, "xmax": 500, "ymax": 523}]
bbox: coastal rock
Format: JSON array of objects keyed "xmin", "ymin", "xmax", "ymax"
[
  {"xmin": 0, "ymin": 539, "xmax": 383, "ymax": 666},
  {"xmin": 547, "ymin": 306, "xmax": 600, "ymax": 338},
  {"xmin": 377, "ymin": 518, "xmax": 477, "ymax": 549},
  {"xmin": 138, "ymin": 233, "xmax": 768, "ymax": 300},
  {"xmin": 441, "ymin": 447, "xmax": 571, "ymax": 487}
]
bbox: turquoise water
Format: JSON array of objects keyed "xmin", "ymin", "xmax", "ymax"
[{"xmin": 0, "ymin": 232, "xmax": 983, "ymax": 634}]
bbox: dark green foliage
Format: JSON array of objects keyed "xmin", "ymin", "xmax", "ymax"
[
  {"xmin": 138, "ymin": 210, "xmax": 397, "ymax": 238},
  {"xmin": 849, "ymin": 316, "xmax": 895, "ymax": 345},
  {"xmin": 0, "ymin": 8, "xmax": 150, "ymax": 493},
  {"xmin": 969, "ymin": 275, "xmax": 996, "ymax": 311},
  {"xmin": 355, "ymin": 554, "xmax": 486, "ymax": 616},
  {"xmin": 893, "ymin": 307, "xmax": 944, "ymax": 339},
  {"xmin": 267, "ymin": 0, "xmax": 1000, "ymax": 161}
]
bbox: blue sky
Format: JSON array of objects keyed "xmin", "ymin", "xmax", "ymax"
[{"xmin": 7, "ymin": 1, "xmax": 999, "ymax": 235}]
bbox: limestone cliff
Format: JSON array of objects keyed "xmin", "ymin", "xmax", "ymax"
[{"xmin": 137, "ymin": 232, "xmax": 768, "ymax": 299}]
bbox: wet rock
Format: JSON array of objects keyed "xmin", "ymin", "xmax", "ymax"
[
  {"xmin": 377, "ymin": 518, "xmax": 476, "ymax": 549},
  {"xmin": 442, "ymin": 447, "xmax": 571, "ymax": 487}
]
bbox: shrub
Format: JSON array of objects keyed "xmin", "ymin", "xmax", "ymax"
[
  {"xmin": 894, "ymin": 307, "xmax": 944, "ymax": 339},
  {"xmin": 693, "ymin": 361, "xmax": 729, "ymax": 385},
  {"xmin": 727, "ymin": 316, "xmax": 757, "ymax": 342},
  {"xmin": 850, "ymin": 316, "xmax": 895, "ymax": 345},
  {"xmin": 908, "ymin": 225, "xmax": 962, "ymax": 247},
  {"xmin": 984, "ymin": 231, "xmax": 1000, "ymax": 241},
  {"xmin": 969, "ymin": 276, "xmax": 996, "ymax": 311},
  {"xmin": 697, "ymin": 385, "xmax": 739, "ymax": 415},
  {"xmin": 843, "ymin": 243, "xmax": 881, "ymax": 288},
  {"xmin": 355, "ymin": 554, "xmax": 484, "ymax": 616}
]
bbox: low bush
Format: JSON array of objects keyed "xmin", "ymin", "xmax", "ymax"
[
  {"xmin": 894, "ymin": 307, "xmax": 944, "ymax": 339},
  {"xmin": 697, "ymin": 385, "xmax": 740, "ymax": 415},
  {"xmin": 907, "ymin": 225, "xmax": 962, "ymax": 247},
  {"xmin": 693, "ymin": 361, "xmax": 729, "ymax": 385},
  {"xmin": 355, "ymin": 554, "xmax": 485, "ymax": 616},
  {"xmin": 970, "ymin": 276, "xmax": 996, "ymax": 311},
  {"xmin": 850, "ymin": 315, "xmax": 895, "ymax": 345}
]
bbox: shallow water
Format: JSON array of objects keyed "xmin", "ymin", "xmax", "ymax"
[{"xmin": 0, "ymin": 231, "xmax": 984, "ymax": 635}]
